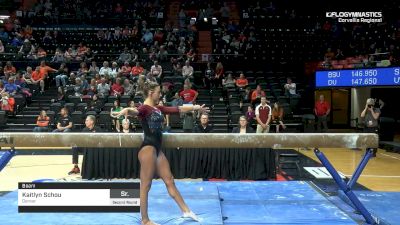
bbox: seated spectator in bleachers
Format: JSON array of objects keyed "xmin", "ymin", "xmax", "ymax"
[
  {"xmin": 33, "ymin": 110, "xmax": 50, "ymax": 132},
  {"xmin": 141, "ymin": 29, "xmax": 154, "ymax": 45},
  {"xmin": 31, "ymin": 66, "xmax": 45, "ymax": 93},
  {"xmin": 3, "ymin": 78, "xmax": 18, "ymax": 96},
  {"xmin": 97, "ymin": 77, "xmax": 110, "ymax": 97},
  {"xmin": 222, "ymin": 73, "xmax": 236, "ymax": 89},
  {"xmin": 180, "ymin": 84, "xmax": 198, "ymax": 104},
  {"xmin": 14, "ymin": 72, "xmax": 30, "ymax": 96},
  {"xmin": 36, "ymin": 47, "xmax": 47, "ymax": 60},
  {"xmin": 77, "ymin": 62, "xmax": 89, "ymax": 77},
  {"xmin": 271, "ymin": 102, "xmax": 286, "ymax": 133},
  {"xmin": 232, "ymin": 116, "xmax": 254, "ymax": 133},
  {"xmin": 86, "ymin": 79, "xmax": 97, "ymax": 98},
  {"xmin": 51, "ymin": 48, "xmax": 65, "ymax": 63},
  {"xmin": 158, "ymin": 45, "xmax": 169, "ymax": 62},
  {"xmin": 131, "ymin": 62, "xmax": 144, "ymax": 77},
  {"xmin": 193, "ymin": 113, "xmax": 213, "ymax": 133},
  {"xmin": 73, "ymin": 77, "xmax": 88, "ymax": 97},
  {"xmin": 77, "ymin": 42, "xmax": 88, "ymax": 60},
  {"xmin": 4, "ymin": 61, "xmax": 16, "ymax": 77},
  {"xmin": 171, "ymin": 92, "xmax": 183, "ymax": 106},
  {"xmin": 135, "ymin": 75, "xmax": 146, "ymax": 96},
  {"xmin": 86, "ymin": 95, "xmax": 101, "ymax": 113},
  {"xmin": 18, "ymin": 39, "xmax": 35, "ymax": 59},
  {"xmin": 121, "ymin": 119, "xmax": 134, "ymax": 133},
  {"xmin": 123, "ymin": 79, "xmax": 134, "ymax": 96},
  {"xmin": 111, "ymin": 77, "xmax": 124, "ymax": 97},
  {"xmin": 251, "ymin": 85, "xmax": 266, "ymax": 106},
  {"xmin": 53, "ymin": 107, "xmax": 73, "ymax": 132},
  {"xmin": 255, "ymin": 96, "xmax": 272, "ymax": 133},
  {"xmin": 110, "ymin": 100, "xmax": 123, "ymax": 132},
  {"xmin": 99, "ymin": 61, "xmax": 112, "ymax": 76},
  {"xmin": 283, "ymin": 77, "xmax": 297, "ymax": 97},
  {"xmin": 39, "ymin": 60, "xmax": 57, "ymax": 78},
  {"xmin": 203, "ymin": 62, "xmax": 214, "ymax": 88},
  {"xmin": 186, "ymin": 49, "xmax": 196, "ymax": 62},
  {"xmin": 0, "ymin": 92, "xmax": 14, "ymax": 113},
  {"xmin": 55, "ymin": 63, "xmax": 69, "ymax": 87},
  {"xmin": 182, "ymin": 60, "xmax": 194, "ymax": 79},
  {"xmin": 94, "ymin": 73, "xmax": 102, "ymax": 85},
  {"xmin": 89, "ymin": 61, "xmax": 99, "ymax": 76},
  {"xmin": 120, "ymin": 61, "xmax": 132, "ymax": 77},
  {"xmin": 118, "ymin": 47, "xmax": 132, "ymax": 64},
  {"xmin": 236, "ymin": 73, "xmax": 248, "ymax": 89},
  {"xmin": 64, "ymin": 48, "xmax": 74, "ymax": 62},
  {"xmin": 150, "ymin": 60, "xmax": 163, "ymax": 78},
  {"xmin": 109, "ymin": 61, "xmax": 120, "ymax": 79},
  {"xmin": 23, "ymin": 66, "xmax": 33, "ymax": 84},
  {"xmin": 245, "ymin": 105, "xmax": 255, "ymax": 123},
  {"xmin": 214, "ymin": 62, "xmax": 224, "ymax": 88}
]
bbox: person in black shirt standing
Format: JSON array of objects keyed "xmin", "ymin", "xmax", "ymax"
[
  {"xmin": 193, "ymin": 113, "xmax": 213, "ymax": 133},
  {"xmin": 69, "ymin": 115, "xmax": 101, "ymax": 175},
  {"xmin": 53, "ymin": 108, "xmax": 73, "ymax": 132}
]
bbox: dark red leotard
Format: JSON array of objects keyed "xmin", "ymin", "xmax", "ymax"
[{"xmin": 137, "ymin": 105, "xmax": 179, "ymax": 154}]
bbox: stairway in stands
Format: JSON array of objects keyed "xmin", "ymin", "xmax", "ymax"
[
  {"xmin": 166, "ymin": 0, "xmax": 181, "ymax": 28},
  {"xmin": 197, "ymin": 31, "xmax": 212, "ymax": 57},
  {"xmin": 196, "ymin": 88, "xmax": 228, "ymax": 133},
  {"xmin": 5, "ymin": 87, "xmax": 57, "ymax": 132},
  {"xmin": 226, "ymin": 1, "xmax": 240, "ymax": 22}
]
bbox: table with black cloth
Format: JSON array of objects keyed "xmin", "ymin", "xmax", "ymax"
[{"xmin": 81, "ymin": 147, "xmax": 276, "ymax": 180}]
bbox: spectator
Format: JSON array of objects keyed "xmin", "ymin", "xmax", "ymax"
[
  {"xmin": 131, "ymin": 62, "xmax": 144, "ymax": 77},
  {"xmin": 222, "ymin": 73, "xmax": 236, "ymax": 88},
  {"xmin": 77, "ymin": 62, "xmax": 89, "ymax": 77},
  {"xmin": 171, "ymin": 92, "xmax": 184, "ymax": 106},
  {"xmin": 141, "ymin": 29, "xmax": 154, "ymax": 44},
  {"xmin": 4, "ymin": 78, "xmax": 18, "ymax": 96},
  {"xmin": 39, "ymin": 60, "xmax": 57, "ymax": 79},
  {"xmin": 33, "ymin": 110, "xmax": 50, "ymax": 132},
  {"xmin": 123, "ymin": 79, "xmax": 134, "ymax": 96},
  {"xmin": 314, "ymin": 94, "xmax": 330, "ymax": 132},
  {"xmin": 324, "ymin": 48, "xmax": 334, "ymax": 61},
  {"xmin": 52, "ymin": 48, "xmax": 65, "ymax": 63},
  {"xmin": 55, "ymin": 63, "xmax": 69, "ymax": 87},
  {"xmin": 89, "ymin": 61, "xmax": 99, "ymax": 76},
  {"xmin": 18, "ymin": 39, "xmax": 35, "ymax": 58},
  {"xmin": 203, "ymin": 62, "xmax": 214, "ymax": 88},
  {"xmin": 255, "ymin": 96, "xmax": 272, "ymax": 133},
  {"xmin": 182, "ymin": 60, "xmax": 194, "ymax": 79},
  {"xmin": 121, "ymin": 61, "xmax": 132, "ymax": 77},
  {"xmin": 219, "ymin": 2, "xmax": 231, "ymax": 22},
  {"xmin": 236, "ymin": 73, "xmax": 248, "ymax": 89},
  {"xmin": 99, "ymin": 61, "xmax": 112, "ymax": 76},
  {"xmin": 251, "ymin": 85, "xmax": 266, "ymax": 105},
  {"xmin": 111, "ymin": 77, "xmax": 124, "ymax": 97},
  {"xmin": 31, "ymin": 66, "xmax": 45, "ymax": 93},
  {"xmin": 23, "ymin": 66, "xmax": 33, "ymax": 84},
  {"xmin": 36, "ymin": 47, "xmax": 47, "ymax": 60},
  {"xmin": 245, "ymin": 105, "xmax": 255, "ymax": 123},
  {"xmin": 150, "ymin": 60, "xmax": 162, "ymax": 78},
  {"xmin": 193, "ymin": 114, "xmax": 213, "ymax": 133},
  {"xmin": 232, "ymin": 116, "xmax": 254, "ymax": 133},
  {"xmin": 110, "ymin": 100, "xmax": 123, "ymax": 132},
  {"xmin": 361, "ymin": 98, "xmax": 381, "ymax": 133},
  {"xmin": 179, "ymin": 84, "xmax": 198, "ymax": 104},
  {"xmin": 214, "ymin": 62, "xmax": 224, "ymax": 87},
  {"xmin": 186, "ymin": 49, "xmax": 196, "ymax": 62},
  {"xmin": 69, "ymin": 115, "xmax": 101, "ymax": 175},
  {"xmin": 64, "ymin": 48, "xmax": 74, "ymax": 62},
  {"xmin": 157, "ymin": 45, "xmax": 169, "ymax": 62},
  {"xmin": 121, "ymin": 119, "xmax": 133, "ymax": 133},
  {"xmin": 271, "ymin": 102, "xmax": 286, "ymax": 133},
  {"xmin": 135, "ymin": 75, "xmax": 146, "ymax": 96},
  {"xmin": 118, "ymin": 47, "xmax": 132, "ymax": 63},
  {"xmin": 73, "ymin": 77, "xmax": 87, "ymax": 97},
  {"xmin": 86, "ymin": 79, "xmax": 98, "ymax": 97},
  {"xmin": 77, "ymin": 42, "xmax": 88, "ymax": 60},
  {"xmin": 109, "ymin": 61, "xmax": 120, "ymax": 79},
  {"xmin": 53, "ymin": 107, "xmax": 73, "ymax": 132},
  {"xmin": 178, "ymin": 9, "xmax": 187, "ymax": 28},
  {"xmin": 0, "ymin": 92, "xmax": 15, "ymax": 113},
  {"xmin": 284, "ymin": 77, "xmax": 296, "ymax": 97},
  {"xmin": 4, "ymin": 61, "xmax": 16, "ymax": 77},
  {"xmin": 360, "ymin": 98, "xmax": 380, "ymax": 157}
]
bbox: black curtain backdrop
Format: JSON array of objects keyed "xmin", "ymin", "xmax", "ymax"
[{"xmin": 81, "ymin": 148, "xmax": 276, "ymax": 180}]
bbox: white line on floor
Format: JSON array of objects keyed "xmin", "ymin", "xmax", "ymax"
[{"xmin": 379, "ymin": 153, "xmax": 400, "ymax": 160}]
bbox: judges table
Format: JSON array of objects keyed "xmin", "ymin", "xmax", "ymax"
[{"xmin": 81, "ymin": 147, "xmax": 276, "ymax": 180}]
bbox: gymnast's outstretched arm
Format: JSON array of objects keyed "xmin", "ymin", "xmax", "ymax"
[{"xmin": 110, "ymin": 107, "xmax": 139, "ymax": 118}]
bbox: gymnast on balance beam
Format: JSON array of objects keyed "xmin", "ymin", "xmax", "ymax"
[{"xmin": 111, "ymin": 81, "xmax": 209, "ymax": 225}]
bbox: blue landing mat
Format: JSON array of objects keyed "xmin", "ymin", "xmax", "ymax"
[
  {"xmin": 355, "ymin": 191, "xmax": 400, "ymax": 225},
  {"xmin": 0, "ymin": 181, "xmax": 356, "ymax": 225}
]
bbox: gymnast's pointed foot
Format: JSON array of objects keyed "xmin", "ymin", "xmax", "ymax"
[
  {"xmin": 182, "ymin": 210, "xmax": 199, "ymax": 221},
  {"xmin": 141, "ymin": 220, "xmax": 160, "ymax": 225}
]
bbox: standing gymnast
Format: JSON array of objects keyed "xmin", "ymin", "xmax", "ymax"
[{"xmin": 111, "ymin": 81, "xmax": 209, "ymax": 225}]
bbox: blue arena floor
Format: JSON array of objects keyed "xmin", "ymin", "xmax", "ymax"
[{"xmin": 0, "ymin": 181, "xmax": 357, "ymax": 225}]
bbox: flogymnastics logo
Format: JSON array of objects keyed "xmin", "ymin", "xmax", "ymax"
[{"xmin": 326, "ymin": 12, "xmax": 383, "ymax": 23}]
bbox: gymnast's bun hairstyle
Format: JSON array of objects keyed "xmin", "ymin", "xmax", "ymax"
[{"xmin": 143, "ymin": 81, "xmax": 160, "ymax": 98}]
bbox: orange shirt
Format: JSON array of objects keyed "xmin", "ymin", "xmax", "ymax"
[
  {"xmin": 251, "ymin": 90, "xmax": 266, "ymax": 102},
  {"xmin": 236, "ymin": 78, "xmax": 248, "ymax": 86},
  {"xmin": 32, "ymin": 71, "xmax": 44, "ymax": 81},
  {"xmin": 131, "ymin": 66, "xmax": 144, "ymax": 76},
  {"xmin": 36, "ymin": 116, "xmax": 50, "ymax": 127},
  {"xmin": 39, "ymin": 65, "xmax": 55, "ymax": 76},
  {"xmin": 272, "ymin": 108, "xmax": 283, "ymax": 121}
]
